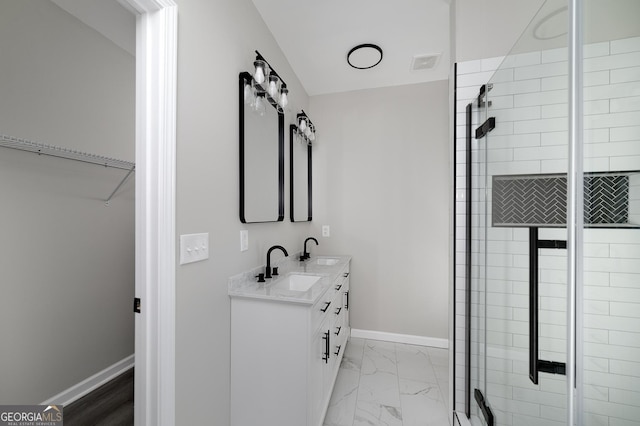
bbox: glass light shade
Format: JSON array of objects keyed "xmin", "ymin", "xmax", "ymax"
[
  {"xmin": 243, "ymin": 79, "xmax": 253, "ymax": 105},
  {"xmin": 268, "ymin": 75, "xmax": 280, "ymax": 99},
  {"xmin": 299, "ymin": 117, "xmax": 307, "ymax": 132},
  {"xmin": 253, "ymin": 60, "xmax": 267, "ymax": 84},
  {"xmin": 254, "ymin": 93, "xmax": 266, "ymax": 116},
  {"xmin": 279, "ymin": 87, "xmax": 289, "ymax": 108},
  {"xmin": 304, "ymin": 126, "xmax": 311, "ymax": 137}
]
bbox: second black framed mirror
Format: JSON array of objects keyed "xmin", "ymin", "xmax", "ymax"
[{"xmin": 290, "ymin": 111, "xmax": 315, "ymax": 222}]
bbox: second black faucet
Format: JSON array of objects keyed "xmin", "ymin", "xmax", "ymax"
[{"xmin": 300, "ymin": 237, "xmax": 319, "ymax": 261}]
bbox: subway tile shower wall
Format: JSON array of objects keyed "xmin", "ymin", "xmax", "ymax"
[{"xmin": 455, "ymin": 36, "xmax": 640, "ymax": 425}]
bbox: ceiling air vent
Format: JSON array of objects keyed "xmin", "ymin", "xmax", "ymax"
[{"xmin": 411, "ymin": 53, "xmax": 441, "ymax": 71}]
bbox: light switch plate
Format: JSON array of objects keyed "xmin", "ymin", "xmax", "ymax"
[
  {"xmin": 180, "ymin": 233, "xmax": 209, "ymax": 265},
  {"xmin": 322, "ymin": 225, "xmax": 330, "ymax": 237},
  {"xmin": 240, "ymin": 230, "xmax": 249, "ymax": 252}
]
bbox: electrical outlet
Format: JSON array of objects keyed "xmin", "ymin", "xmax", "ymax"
[
  {"xmin": 180, "ymin": 233, "xmax": 209, "ymax": 265},
  {"xmin": 240, "ymin": 230, "xmax": 249, "ymax": 252},
  {"xmin": 322, "ymin": 225, "xmax": 330, "ymax": 237}
]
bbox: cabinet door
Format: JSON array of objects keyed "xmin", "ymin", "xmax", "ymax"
[
  {"xmin": 322, "ymin": 326, "xmax": 336, "ymax": 405},
  {"xmin": 311, "ymin": 320, "xmax": 331, "ymax": 424},
  {"xmin": 343, "ymin": 276, "xmax": 350, "ymax": 334}
]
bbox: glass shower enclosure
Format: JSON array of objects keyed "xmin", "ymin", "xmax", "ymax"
[{"xmin": 454, "ymin": 0, "xmax": 640, "ymax": 424}]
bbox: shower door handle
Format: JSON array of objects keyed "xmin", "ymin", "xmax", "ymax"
[{"xmin": 529, "ymin": 227, "xmax": 567, "ymax": 384}]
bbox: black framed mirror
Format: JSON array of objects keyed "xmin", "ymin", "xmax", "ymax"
[
  {"xmin": 239, "ymin": 71, "xmax": 284, "ymax": 223},
  {"xmin": 290, "ymin": 124, "xmax": 312, "ymax": 221}
]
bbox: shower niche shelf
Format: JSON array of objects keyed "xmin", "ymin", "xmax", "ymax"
[{"xmin": 492, "ymin": 171, "xmax": 640, "ymax": 229}]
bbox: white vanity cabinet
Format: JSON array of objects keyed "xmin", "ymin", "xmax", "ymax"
[{"xmin": 230, "ymin": 258, "xmax": 351, "ymax": 426}]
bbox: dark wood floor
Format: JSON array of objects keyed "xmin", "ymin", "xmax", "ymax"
[{"xmin": 63, "ymin": 368, "xmax": 133, "ymax": 426}]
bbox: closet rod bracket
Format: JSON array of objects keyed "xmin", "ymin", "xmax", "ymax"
[{"xmin": 105, "ymin": 165, "xmax": 136, "ymax": 205}]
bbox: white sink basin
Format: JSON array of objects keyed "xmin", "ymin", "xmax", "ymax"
[
  {"xmin": 273, "ymin": 274, "xmax": 322, "ymax": 292},
  {"xmin": 316, "ymin": 257, "xmax": 339, "ymax": 266}
]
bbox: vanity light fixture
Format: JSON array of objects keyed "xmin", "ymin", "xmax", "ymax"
[
  {"xmin": 245, "ymin": 50, "xmax": 289, "ymax": 112},
  {"xmin": 294, "ymin": 111, "xmax": 316, "ymax": 145},
  {"xmin": 347, "ymin": 43, "xmax": 383, "ymax": 70}
]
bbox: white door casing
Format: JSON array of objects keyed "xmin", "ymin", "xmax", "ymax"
[{"xmin": 120, "ymin": 0, "xmax": 177, "ymax": 425}]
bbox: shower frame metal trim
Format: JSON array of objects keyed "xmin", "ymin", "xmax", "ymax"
[
  {"xmin": 464, "ymin": 102, "xmax": 473, "ymax": 418},
  {"xmin": 567, "ymin": 0, "xmax": 584, "ymax": 424}
]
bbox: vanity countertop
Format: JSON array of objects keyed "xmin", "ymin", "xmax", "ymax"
[{"xmin": 228, "ymin": 254, "xmax": 351, "ymax": 305}]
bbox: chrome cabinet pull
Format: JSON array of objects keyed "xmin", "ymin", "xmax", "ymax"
[{"xmin": 320, "ymin": 301, "xmax": 331, "ymax": 313}]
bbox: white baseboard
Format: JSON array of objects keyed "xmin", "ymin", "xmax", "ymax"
[
  {"xmin": 41, "ymin": 354, "xmax": 134, "ymax": 406},
  {"xmin": 350, "ymin": 328, "xmax": 449, "ymax": 348}
]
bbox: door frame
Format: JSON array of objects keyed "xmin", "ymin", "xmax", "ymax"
[{"xmin": 120, "ymin": 0, "xmax": 177, "ymax": 425}]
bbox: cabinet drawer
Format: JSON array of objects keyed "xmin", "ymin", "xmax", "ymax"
[
  {"xmin": 333, "ymin": 314, "xmax": 346, "ymax": 341},
  {"xmin": 333, "ymin": 276, "xmax": 347, "ymax": 292},
  {"xmin": 331, "ymin": 288, "xmax": 344, "ymax": 316},
  {"xmin": 334, "ymin": 266, "xmax": 350, "ymax": 290},
  {"xmin": 311, "ymin": 289, "xmax": 335, "ymax": 329}
]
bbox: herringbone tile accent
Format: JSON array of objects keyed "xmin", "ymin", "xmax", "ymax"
[
  {"xmin": 584, "ymin": 175, "xmax": 629, "ymax": 224},
  {"xmin": 492, "ymin": 173, "xmax": 629, "ymax": 227}
]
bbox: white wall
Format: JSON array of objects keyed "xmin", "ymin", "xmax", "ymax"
[
  {"xmin": 174, "ymin": 2, "xmax": 455, "ymax": 422},
  {"xmin": 309, "ymin": 81, "xmax": 450, "ymax": 341},
  {"xmin": 0, "ymin": 0, "xmax": 135, "ymax": 404},
  {"xmin": 174, "ymin": 0, "xmax": 312, "ymax": 424}
]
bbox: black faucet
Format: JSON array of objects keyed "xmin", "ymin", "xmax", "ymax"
[
  {"xmin": 265, "ymin": 245, "xmax": 288, "ymax": 279},
  {"xmin": 300, "ymin": 237, "xmax": 319, "ymax": 261}
]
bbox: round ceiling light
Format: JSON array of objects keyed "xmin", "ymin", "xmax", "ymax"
[
  {"xmin": 533, "ymin": 7, "xmax": 568, "ymax": 40},
  {"xmin": 347, "ymin": 44, "xmax": 383, "ymax": 70}
]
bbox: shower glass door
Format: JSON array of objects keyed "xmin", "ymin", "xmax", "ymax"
[
  {"xmin": 579, "ymin": 1, "xmax": 640, "ymax": 424},
  {"xmin": 470, "ymin": 0, "xmax": 572, "ymax": 424},
  {"xmin": 463, "ymin": 0, "xmax": 640, "ymax": 425},
  {"xmin": 469, "ymin": 81, "xmax": 488, "ymax": 426}
]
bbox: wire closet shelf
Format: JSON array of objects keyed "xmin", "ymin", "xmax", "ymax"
[{"xmin": 0, "ymin": 134, "xmax": 135, "ymax": 204}]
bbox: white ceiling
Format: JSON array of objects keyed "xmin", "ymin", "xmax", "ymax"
[
  {"xmin": 510, "ymin": 0, "xmax": 640, "ymax": 55},
  {"xmin": 50, "ymin": 0, "xmax": 135, "ymax": 56},
  {"xmin": 251, "ymin": 0, "xmax": 451, "ymax": 96}
]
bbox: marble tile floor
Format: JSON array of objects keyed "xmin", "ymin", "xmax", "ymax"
[{"xmin": 324, "ymin": 338, "xmax": 450, "ymax": 426}]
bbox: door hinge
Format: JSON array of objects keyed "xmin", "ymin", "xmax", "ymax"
[
  {"xmin": 475, "ymin": 117, "xmax": 496, "ymax": 139},
  {"xmin": 538, "ymin": 360, "xmax": 567, "ymax": 376},
  {"xmin": 134, "ymin": 297, "xmax": 141, "ymax": 314}
]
